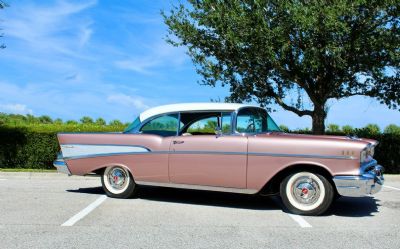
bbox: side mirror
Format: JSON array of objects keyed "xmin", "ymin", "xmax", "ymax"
[{"xmin": 215, "ymin": 126, "xmax": 222, "ymax": 137}]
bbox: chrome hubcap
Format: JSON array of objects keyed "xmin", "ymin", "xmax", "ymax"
[
  {"xmin": 107, "ymin": 167, "xmax": 128, "ymax": 190},
  {"xmin": 292, "ymin": 177, "xmax": 321, "ymax": 205}
]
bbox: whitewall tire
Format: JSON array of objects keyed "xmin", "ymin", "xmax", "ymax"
[
  {"xmin": 101, "ymin": 166, "xmax": 137, "ymax": 198},
  {"xmin": 280, "ymin": 171, "xmax": 334, "ymax": 215}
]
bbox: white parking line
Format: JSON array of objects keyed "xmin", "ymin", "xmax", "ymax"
[
  {"xmin": 287, "ymin": 213, "xmax": 312, "ymax": 228},
  {"xmin": 0, "ymin": 179, "xmax": 7, "ymax": 181},
  {"xmin": 62, "ymin": 195, "xmax": 107, "ymax": 226},
  {"xmin": 383, "ymin": 185, "xmax": 400, "ymax": 191}
]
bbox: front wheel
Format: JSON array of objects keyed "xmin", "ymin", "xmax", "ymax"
[
  {"xmin": 101, "ymin": 166, "xmax": 137, "ymax": 198},
  {"xmin": 280, "ymin": 171, "xmax": 334, "ymax": 215}
]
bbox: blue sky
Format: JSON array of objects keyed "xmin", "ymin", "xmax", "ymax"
[{"xmin": 0, "ymin": 0, "xmax": 399, "ymax": 130}]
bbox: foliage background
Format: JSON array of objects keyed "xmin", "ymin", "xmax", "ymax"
[{"xmin": 0, "ymin": 113, "xmax": 399, "ymax": 173}]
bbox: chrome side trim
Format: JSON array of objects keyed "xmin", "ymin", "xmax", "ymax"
[
  {"xmin": 169, "ymin": 150, "xmax": 245, "ymax": 155},
  {"xmin": 60, "ymin": 144, "xmax": 150, "ymax": 158},
  {"xmin": 61, "ymin": 143, "xmax": 151, "ymax": 150},
  {"xmin": 136, "ymin": 181, "xmax": 258, "ymax": 194},
  {"xmin": 63, "ymin": 150, "xmax": 354, "ymax": 160},
  {"xmin": 248, "ymin": 152, "xmax": 353, "ymax": 160},
  {"xmin": 169, "ymin": 151, "xmax": 353, "ymax": 159},
  {"xmin": 62, "ymin": 151, "xmax": 165, "ymax": 160}
]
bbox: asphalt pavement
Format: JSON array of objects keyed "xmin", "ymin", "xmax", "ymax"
[{"xmin": 0, "ymin": 172, "xmax": 399, "ymax": 249}]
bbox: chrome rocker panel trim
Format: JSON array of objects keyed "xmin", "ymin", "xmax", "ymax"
[
  {"xmin": 136, "ymin": 181, "xmax": 258, "ymax": 194},
  {"xmin": 53, "ymin": 153, "xmax": 71, "ymax": 176},
  {"xmin": 333, "ymin": 161, "xmax": 384, "ymax": 197}
]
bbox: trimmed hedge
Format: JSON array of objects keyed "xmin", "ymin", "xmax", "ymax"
[
  {"xmin": 0, "ymin": 127, "xmax": 59, "ymax": 169},
  {"xmin": 0, "ymin": 125, "xmax": 399, "ymax": 173},
  {"xmin": 0, "ymin": 124, "xmax": 125, "ymax": 170}
]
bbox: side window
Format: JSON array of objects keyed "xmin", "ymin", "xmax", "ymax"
[
  {"xmin": 221, "ymin": 112, "xmax": 232, "ymax": 134},
  {"xmin": 236, "ymin": 108, "xmax": 267, "ymax": 133},
  {"xmin": 140, "ymin": 114, "xmax": 179, "ymax": 137},
  {"xmin": 267, "ymin": 115, "xmax": 281, "ymax": 132},
  {"xmin": 187, "ymin": 116, "xmax": 218, "ymax": 135}
]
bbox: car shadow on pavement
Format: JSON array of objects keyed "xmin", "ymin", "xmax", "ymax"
[
  {"xmin": 67, "ymin": 185, "xmax": 279, "ymax": 211},
  {"xmin": 66, "ymin": 186, "xmax": 380, "ymax": 216},
  {"xmin": 67, "ymin": 186, "xmax": 104, "ymax": 195},
  {"xmin": 137, "ymin": 186, "xmax": 280, "ymax": 211},
  {"xmin": 323, "ymin": 196, "xmax": 380, "ymax": 217}
]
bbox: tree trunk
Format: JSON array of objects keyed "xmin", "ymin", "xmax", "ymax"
[{"xmin": 312, "ymin": 105, "xmax": 327, "ymax": 135}]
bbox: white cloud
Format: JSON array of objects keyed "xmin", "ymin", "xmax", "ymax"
[
  {"xmin": 107, "ymin": 94, "xmax": 149, "ymax": 110},
  {"xmin": 0, "ymin": 80, "xmax": 154, "ymax": 122},
  {"xmin": 0, "ymin": 103, "xmax": 33, "ymax": 115},
  {"xmin": 79, "ymin": 26, "xmax": 93, "ymax": 48},
  {"xmin": 114, "ymin": 58, "xmax": 156, "ymax": 75},
  {"xmin": 114, "ymin": 42, "xmax": 188, "ymax": 74},
  {"xmin": 3, "ymin": 0, "xmax": 96, "ymax": 58}
]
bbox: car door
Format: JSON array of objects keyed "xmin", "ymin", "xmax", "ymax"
[
  {"xmin": 168, "ymin": 113, "xmax": 248, "ymax": 189},
  {"xmin": 133, "ymin": 113, "xmax": 180, "ymax": 183}
]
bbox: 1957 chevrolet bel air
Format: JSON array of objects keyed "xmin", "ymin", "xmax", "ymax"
[{"xmin": 54, "ymin": 103, "xmax": 384, "ymax": 215}]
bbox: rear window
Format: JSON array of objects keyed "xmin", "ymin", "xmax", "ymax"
[
  {"xmin": 124, "ymin": 117, "xmax": 141, "ymax": 133},
  {"xmin": 140, "ymin": 114, "xmax": 179, "ymax": 137}
]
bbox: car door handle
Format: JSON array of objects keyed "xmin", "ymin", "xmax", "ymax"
[{"xmin": 173, "ymin": 140, "xmax": 184, "ymax": 144}]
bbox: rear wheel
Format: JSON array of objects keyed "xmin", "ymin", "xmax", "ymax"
[
  {"xmin": 280, "ymin": 171, "xmax": 334, "ymax": 215},
  {"xmin": 101, "ymin": 166, "xmax": 137, "ymax": 198}
]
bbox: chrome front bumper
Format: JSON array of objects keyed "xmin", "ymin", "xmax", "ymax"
[
  {"xmin": 333, "ymin": 161, "xmax": 384, "ymax": 197},
  {"xmin": 53, "ymin": 153, "xmax": 71, "ymax": 175}
]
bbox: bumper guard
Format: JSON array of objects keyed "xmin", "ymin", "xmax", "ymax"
[
  {"xmin": 333, "ymin": 160, "xmax": 384, "ymax": 197},
  {"xmin": 53, "ymin": 153, "xmax": 71, "ymax": 176}
]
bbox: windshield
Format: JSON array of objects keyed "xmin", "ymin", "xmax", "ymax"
[
  {"xmin": 124, "ymin": 117, "xmax": 141, "ymax": 133},
  {"xmin": 236, "ymin": 108, "xmax": 280, "ymax": 133}
]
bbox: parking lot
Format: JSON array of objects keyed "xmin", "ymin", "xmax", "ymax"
[{"xmin": 0, "ymin": 172, "xmax": 399, "ymax": 249}]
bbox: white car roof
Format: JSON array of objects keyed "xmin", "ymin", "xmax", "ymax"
[{"xmin": 139, "ymin": 103, "xmax": 259, "ymax": 121}]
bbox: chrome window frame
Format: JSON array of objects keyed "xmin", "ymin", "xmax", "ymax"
[
  {"xmin": 178, "ymin": 111, "xmax": 235, "ymax": 136},
  {"xmin": 233, "ymin": 106, "xmax": 271, "ymax": 135},
  {"xmin": 132, "ymin": 107, "xmax": 279, "ymax": 137}
]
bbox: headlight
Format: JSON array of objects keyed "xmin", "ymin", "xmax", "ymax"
[
  {"xmin": 369, "ymin": 146, "xmax": 375, "ymax": 157},
  {"xmin": 360, "ymin": 144, "xmax": 375, "ymax": 163}
]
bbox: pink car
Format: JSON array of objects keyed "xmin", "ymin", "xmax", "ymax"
[{"xmin": 54, "ymin": 103, "xmax": 384, "ymax": 215}]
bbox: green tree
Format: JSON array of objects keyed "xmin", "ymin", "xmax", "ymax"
[
  {"xmin": 164, "ymin": 0, "xmax": 400, "ymax": 134},
  {"xmin": 0, "ymin": 1, "xmax": 8, "ymax": 49},
  {"xmin": 66, "ymin": 120, "xmax": 78, "ymax": 125},
  {"xmin": 80, "ymin": 116, "xmax": 94, "ymax": 124},
  {"xmin": 54, "ymin": 118, "xmax": 63, "ymax": 125},
  {"xmin": 95, "ymin": 118, "xmax": 106, "ymax": 126},
  {"xmin": 365, "ymin": 123, "xmax": 380, "ymax": 134},
  {"xmin": 279, "ymin": 125, "xmax": 290, "ymax": 132},
  {"xmin": 384, "ymin": 124, "xmax": 400, "ymax": 134},
  {"xmin": 109, "ymin": 119, "xmax": 123, "ymax": 126},
  {"xmin": 326, "ymin": 123, "xmax": 340, "ymax": 133},
  {"xmin": 342, "ymin": 125, "xmax": 354, "ymax": 134},
  {"xmin": 38, "ymin": 115, "xmax": 53, "ymax": 124},
  {"xmin": 26, "ymin": 114, "xmax": 37, "ymax": 124}
]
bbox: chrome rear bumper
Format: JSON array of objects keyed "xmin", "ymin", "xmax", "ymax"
[
  {"xmin": 333, "ymin": 161, "xmax": 384, "ymax": 197},
  {"xmin": 53, "ymin": 153, "xmax": 71, "ymax": 176}
]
